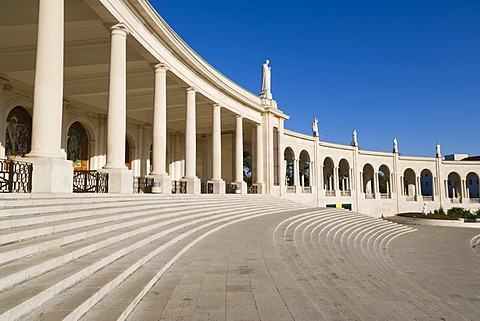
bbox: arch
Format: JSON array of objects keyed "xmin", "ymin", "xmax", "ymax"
[
  {"xmin": 66, "ymin": 117, "xmax": 96, "ymax": 143},
  {"xmin": 323, "ymin": 157, "xmax": 335, "ymax": 193},
  {"xmin": 5, "ymin": 106, "xmax": 32, "ymax": 159},
  {"xmin": 378, "ymin": 164, "xmax": 391, "ymax": 196},
  {"xmin": 447, "ymin": 172, "xmax": 461, "ymax": 200},
  {"xmin": 338, "ymin": 159, "xmax": 350, "ymax": 194},
  {"xmin": 466, "ymin": 172, "xmax": 479, "ymax": 199},
  {"xmin": 362, "ymin": 164, "xmax": 375, "ymax": 197},
  {"xmin": 299, "ymin": 150, "xmax": 310, "ymax": 187},
  {"xmin": 403, "ymin": 168, "xmax": 416, "ymax": 199},
  {"xmin": 67, "ymin": 121, "xmax": 89, "ymax": 169},
  {"xmin": 420, "ymin": 169, "xmax": 433, "ymax": 197},
  {"xmin": 284, "ymin": 147, "xmax": 295, "ymax": 187}
]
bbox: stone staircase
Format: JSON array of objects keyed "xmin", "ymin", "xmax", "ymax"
[{"xmin": 0, "ymin": 194, "xmax": 308, "ymax": 321}]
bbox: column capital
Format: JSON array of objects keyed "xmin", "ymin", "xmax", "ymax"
[
  {"xmin": 151, "ymin": 62, "xmax": 169, "ymax": 72},
  {"xmin": 212, "ymin": 103, "xmax": 222, "ymax": 109},
  {"xmin": 235, "ymin": 114, "xmax": 243, "ymax": 119},
  {"xmin": 110, "ymin": 23, "xmax": 129, "ymax": 36},
  {"xmin": 187, "ymin": 86, "xmax": 197, "ymax": 94}
]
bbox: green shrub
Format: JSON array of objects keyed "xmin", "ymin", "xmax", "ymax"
[
  {"xmin": 438, "ymin": 207, "xmax": 446, "ymax": 215},
  {"xmin": 447, "ymin": 207, "xmax": 471, "ymax": 219}
]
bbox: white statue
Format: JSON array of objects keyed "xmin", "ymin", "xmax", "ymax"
[
  {"xmin": 436, "ymin": 143, "xmax": 441, "ymax": 158},
  {"xmin": 260, "ymin": 60, "xmax": 272, "ymax": 99},
  {"xmin": 393, "ymin": 137, "xmax": 398, "ymax": 153},
  {"xmin": 312, "ymin": 118, "xmax": 319, "ymax": 137},
  {"xmin": 422, "ymin": 203, "xmax": 427, "ymax": 215},
  {"xmin": 351, "ymin": 129, "xmax": 358, "ymax": 147}
]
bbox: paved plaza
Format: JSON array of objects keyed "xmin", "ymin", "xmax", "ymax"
[
  {"xmin": 1, "ymin": 195, "xmax": 479, "ymax": 321},
  {"xmin": 126, "ymin": 211, "xmax": 480, "ymax": 321}
]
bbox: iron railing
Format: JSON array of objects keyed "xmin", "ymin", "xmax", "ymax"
[
  {"xmin": 133, "ymin": 177, "xmax": 154, "ymax": 193},
  {"xmin": 73, "ymin": 170, "xmax": 108, "ymax": 193},
  {"xmin": 207, "ymin": 182, "xmax": 214, "ymax": 194},
  {"xmin": 247, "ymin": 185, "xmax": 258, "ymax": 194},
  {"xmin": 172, "ymin": 180, "xmax": 187, "ymax": 194},
  {"xmin": 0, "ymin": 159, "xmax": 32, "ymax": 193},
  {"xmin": 226, "ymin": 184, "xmax": 238, "ymax": 194}
]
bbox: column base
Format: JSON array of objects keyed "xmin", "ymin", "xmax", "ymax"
[
  {"xmin": 207, "ymin": 180, "xmax": 225, "ymax": 194},
  {"xmin": 180, "ymin": 177, "xmax": 201, "ymax": 194},
  {"xmin": 233, "ymin": 181, "xmax": 248, "ymax": 194},
  {"xmin": 253, "ymin": 182, "xmax": 265, "ymax": 194},
  {"xmin": 28, "ymin": 157, "xmax": 73, "ymax": 193},
  {"xmin": 147, "ymin": 173, "xmax": 172, "ymax": 194},
  {"xmin": 99, "ymin": 168, "xmax": 133, "ymax": 193}
]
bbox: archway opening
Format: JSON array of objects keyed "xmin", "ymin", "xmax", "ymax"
[
  {"xmin": 362, "ymin": 164, "xmax": 375, "ymax": 198},
  {"xmin": 379, "ymin": 165, "xmax": 391, "ymax": 198},
  {"xmin": 284, "ymin": 147, "xmax": 295, "ymax": 187},
  {"xmin": 420, "ymin": 169, "xmax": 433, "ymax": 198},
  {"xmin": 447, "ymin": 172, "xmax": 461, "ymax": 200},
  {"xmin": 67, "ymin": 121, "xmax": 89, "ymax": 170},
  {"xmin": 299, "ymin": 150, "xmax": 311, "ymax": 188},
  {"xmin": 5, "ymin": 106, "xmax": 32, "ymax": 159},
  {"xmin": 403, "ymin": 168, "xmax": 416, "ymax": 200},
  {"xmin": 323, "ymin": 157, "xmax": 334, "ymax": 195},
  {"xmin": 466, "ymin": 172, "xmax": 479, "ymax": 200},
  {"xmin": 338, "ymin": 159, "xmax": 350, "ymax": 196}
]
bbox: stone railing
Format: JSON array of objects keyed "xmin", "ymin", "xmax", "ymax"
[
  {"xmin": 341, "ymin": 190, "xmax": 351, "ymax": 197},
  {"xmin": 286, "ymin": 186, "xmax": 296, "ymax": 193},
  {"xmin": 302, "ymin": 186, "xmax": 311, "ymax": 193},
  {"xmin": 325, "ymin": 190, "xmax": 335, "ymax": 197}
]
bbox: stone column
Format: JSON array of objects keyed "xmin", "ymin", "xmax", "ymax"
[
  {"xmin": 181, "ymin": 87, "xmax": 200, "ymax": 193},
  {"xmin": 208, "ymin": 104, "xmax": 225, "ymax": 194},
  {"xmin": 148, "ymin": 63, "xmax": 171, "ymax": 193},
  {"xmin": 254, "ymin": 123, "xmax": 265, "ymax": 193},
  {"xmin": 234, "ymin": 115, "xmax": 247, "ymax": 193},
  {"xmin": 293, "ymin": 159, "xmax": 300, "ymax": 193},
  {"xmin": 0, "ymin": 79, "xmax": 8, "ymax": 159},
  {"xmin": 25, "ymin": 0, "xmax": 73, "ymax": 193},
  {"xmin": 100, "ymin": 23, "xmax": 133, "ymax": 193}
]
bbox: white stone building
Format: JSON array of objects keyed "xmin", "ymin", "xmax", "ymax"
[{"xmin": 0, "ymin": 0, "xmax": 479, "ymax": 215}]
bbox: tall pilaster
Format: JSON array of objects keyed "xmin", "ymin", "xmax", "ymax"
[
  {"xmin": 181, "ymin": 87, "xmax": 200, "ymax": 193},
  {"xmin": 254, "ymin": 123, "xmax": 265, "ymax": 193},
  {"xmin": 148, "ymin": 63, "xmax": 171, "ymax": 193},
  {"xmin": 100, "ymin": 23, "xmax": 132, "ymax": 193},
  {"xmin": 26, "ymin": 0, "xmax": 73, "ymax": 193},
  {"xmin": 208, "ymin": 104, "xmax": 225, "ymax": 194},
  {"xmin": 234, "ymin": 115, "xmax": 247, "ymax": 193}
]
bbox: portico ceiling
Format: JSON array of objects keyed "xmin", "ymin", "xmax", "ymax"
[{"xmin": 0, "ymin": 0, "xmax": 255, "ymax": 140}]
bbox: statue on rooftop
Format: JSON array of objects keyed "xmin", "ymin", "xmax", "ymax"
[
  {"xmin": 260, "ymin": 60, "xmax": 272, "ymax": 99},
  {"xmin": 436, "ymin": 143, "xmax": 441, "ymax": 158},
  {"xmin": 393, "ymin": 137, "xmax": 398, "ymax": 154},
  {"xmin": 312, "ymin": 118, "xmax": 319, "ymax": 137},
  {"xmin": 351, "ymin": 129, "xmax": 358, "ymax": 147}
]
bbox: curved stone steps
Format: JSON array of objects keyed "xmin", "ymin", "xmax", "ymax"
[
  {"xmin": 0, "ymin": 195, "xmax": 306, "ymax": 321},
  {"xmin": 301, "ymin": 214, "xmax": 404, "ymax": 320},
  {"xmin": 80, "ymin": 206, "xmax": 312, "ymax": 321},
  {"xmin": 298, "ymin": 215, "xmax": 381, "ymax": 320},
  {"xmin": 275, "ymin": 209, "xmax": 436, "ymax": 321},
  {"xmin": 0, "ymin": 201, "xmax": 280, "ymax": 292},
  {"xmin": 0, "ymin": 198, "xmax": 263, "ymax": 266},
  {"xmin": 19, "ymin": 205, "xmax": 307, "ymax": 321}
]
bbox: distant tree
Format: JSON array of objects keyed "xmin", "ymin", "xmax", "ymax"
[{"xmin": 243, "ymin": 152, "xmax": 252, "ymax": 186}]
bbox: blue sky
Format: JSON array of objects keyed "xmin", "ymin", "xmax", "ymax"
[{"xmin": 150, "ymin": 0, "xmax": 480, "ymax": 157}]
